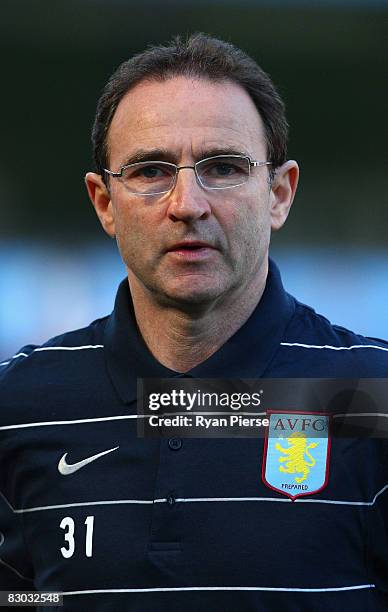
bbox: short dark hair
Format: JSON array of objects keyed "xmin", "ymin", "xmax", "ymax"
[{"xmin": 92, "ymin": 33, "xmax": 288, "ymax": 181}]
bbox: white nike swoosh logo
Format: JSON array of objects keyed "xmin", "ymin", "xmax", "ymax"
[{"xmin": 58, "ymin": 446, "xmax": 119, "ymax": 475}]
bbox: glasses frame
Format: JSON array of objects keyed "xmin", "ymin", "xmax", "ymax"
[{"xmin": 104, "ymin": 154, "xmax": 272, "ymax": 196}]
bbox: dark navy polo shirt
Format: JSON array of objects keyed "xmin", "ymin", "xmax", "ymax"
[{"xmin": 0, "ymin": 259, "xmax": 388, "ymax": 611}]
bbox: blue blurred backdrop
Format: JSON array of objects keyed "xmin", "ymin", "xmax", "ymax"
[
  {"xmin": 1, "ymin": 1, "xmax": 387, "ymax": 361},
  {"xmin": 1, "ymin": 243, "xmax": 387, "ymax": 362}
]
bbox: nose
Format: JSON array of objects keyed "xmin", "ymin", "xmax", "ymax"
[{"xmin": 166, "ymin": 167, "xmax": 211, "ymax": 223}]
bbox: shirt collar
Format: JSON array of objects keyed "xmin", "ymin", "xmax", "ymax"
[{"xmin": 104, "ymin": 258, "xmax": 295, "ymax": 404}]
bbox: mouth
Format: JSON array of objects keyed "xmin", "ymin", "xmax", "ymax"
[
  {"xmin": 165, "ymin": 241, "xmax": 217, "ymax": 261},
  {"xmin": 167, "ymin": 241, "xmax": 215, "ymax": 251}
]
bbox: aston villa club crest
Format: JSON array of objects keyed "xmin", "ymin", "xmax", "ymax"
[{"xmin": 262, "ymin": 411, "xmax": 331, "ymax": 500}]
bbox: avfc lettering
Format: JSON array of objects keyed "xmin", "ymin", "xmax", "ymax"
[{"xmin": 273, "ymin": 417, "xmax": 327, "ymax": 433}]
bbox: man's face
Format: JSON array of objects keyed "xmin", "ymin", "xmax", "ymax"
[{"xmin": 89, "ymin": 76, "xmax": 295, "ymax": 309}]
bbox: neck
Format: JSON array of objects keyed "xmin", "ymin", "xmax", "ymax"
[{"xmin": 128, "ymin": 261, "xmax": 268, "ymax": 373}]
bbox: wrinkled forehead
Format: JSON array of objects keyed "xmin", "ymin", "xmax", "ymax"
[{"xmin": 107, "ymin": 76, "xmax": 267, "ymax": 165}]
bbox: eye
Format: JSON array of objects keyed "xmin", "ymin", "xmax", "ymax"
[
  {"xmin": 198, "ymin": 156, "xmax": 249, "ymax": 179},
  {"xmin": 122, "ymin": 162, "xmax": 176, "ymax": 181},
  {"xmin": 206, "ymin": 161, "xmax": 240, "ymax": 176},
  {"xmin": 120, "ymin": 161, "xmax": 176, "ymax": 195},
  {"xmin": 136, "ymin": 164, "xmax": 170, "ymax": 179},
  {"xmin": 197, "ymin": 156, "xmax": 250, "ymax": 189},
  {"xmin": 215, "ymin": 162, "xmax": 238, "ymax": 176}
]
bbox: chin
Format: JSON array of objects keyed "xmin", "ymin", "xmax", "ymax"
[
  {"xmin": 158, "ymin": 283, "xmax": 225, "ymax": 308},
  {"xmin": 168, "ymin": 290, "xmax": 220, "ymax": 306}
]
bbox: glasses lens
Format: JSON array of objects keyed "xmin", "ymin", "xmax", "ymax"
[
  {"xmin": 197, "ymin": 156, "xmax": 250, "ymax": 189},
  {"xmin": 121, "ymin": 162, "xmax": 176, "ymax": 195}
]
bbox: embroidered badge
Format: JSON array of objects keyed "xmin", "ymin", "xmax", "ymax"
[{"xmin": 262, "ymin": 411, "xmax": 331, "ymax": 500}]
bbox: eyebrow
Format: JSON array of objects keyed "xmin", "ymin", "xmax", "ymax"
[
  {"xmin": 119, "ymin": 149, "xmax": 176, "ymax": 167},
  {"xmin": 118, "ymin": 147, "xmax": 252, "ymax": 168},
  {"xmin": 197, "ymin": 147, "xmax": 251, "ymax": 160}
]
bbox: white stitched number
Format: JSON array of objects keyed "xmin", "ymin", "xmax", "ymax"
[
  {"xmin": 60, "ymin": 517, "xmax": 75, "ymax": 558},
  {"xmin": 85, "ymin": 515, "xmax": 94, "ymax": 557},
  {"xmin": 60, "ymin": 516, "xmax": 95, "ymax": 558}
]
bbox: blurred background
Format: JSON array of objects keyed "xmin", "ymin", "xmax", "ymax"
[{"xmin": 1, "ymin": 0, "xmax": 387, "ymax": 361}]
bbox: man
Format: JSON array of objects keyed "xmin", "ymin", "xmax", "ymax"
[{"xmin": 0, "ymin": 33, "xmax": 387, "ymax": 611}]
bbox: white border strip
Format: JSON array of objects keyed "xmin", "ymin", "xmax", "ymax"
[
  {"xmin": 280, "ymin": 342, "xmax": 388, "ymax": 352},
  {"xmin": 61, "ymin": 584, "xmax": 375, "ymax": 595},
  {"xmin": 12, "ymin": 483, "xmax": 388, "ymax": 513},
  {"xmin": 14, "ymin": 497, "xmax": 289, "ymax": 513},
  {"xmin": 0, "ymin": 412, "xmax": 268, "ymax": 431},
  {"xmin": 14, "ymin": 499, "xmax": 157, "ymax": 513},
  {"xmin": 0, "ymin": 352, "xmax": 29, "ymax": 366},
  {"xmin": 0, "ymin": 415, "xmax": 139, "ymax": 431},
  {"xmin": 295, "ymin": 483, "xmax": 388, "ymax": 506},
  {"xmin": 0, "ymin": 345, "xmax": 104, "ymax": 366},
  {"xmin": 33, "ymin": 345, "xmax": 104, "ymax": 352},
  {"xmin": 176, "ymin": 496, "xmax": 290, "ymax": 503},
  {"xmin": 1, "ymin": 410, "xmax": 386, "ymax": 431}
]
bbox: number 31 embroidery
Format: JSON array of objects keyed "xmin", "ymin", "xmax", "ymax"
[{"xmin": 60, "ymin": 516, "xmax": 95, "ymax": 558}]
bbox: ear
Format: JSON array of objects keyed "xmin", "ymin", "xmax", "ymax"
[
  {"xmin": 85, "ymin": 172, "xmax": 116, "ymax": 238},
  {"xmin": 269, "ymin": 160, "xmax": 299, "ymax": 231}
]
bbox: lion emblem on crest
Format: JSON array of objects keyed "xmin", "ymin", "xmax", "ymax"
[{"xmin": 275, "ymin": 432, "xmax": 319, "ymax": 483}]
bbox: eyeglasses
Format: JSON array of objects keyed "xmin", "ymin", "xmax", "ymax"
[{"xmin": 104, "ymin": 154, "xmax": 272, "ymax": 196}]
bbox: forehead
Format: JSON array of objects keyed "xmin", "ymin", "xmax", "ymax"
[{"xmin": 107, "ymin": 76, "xmax": 267, "ymax": 165}]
